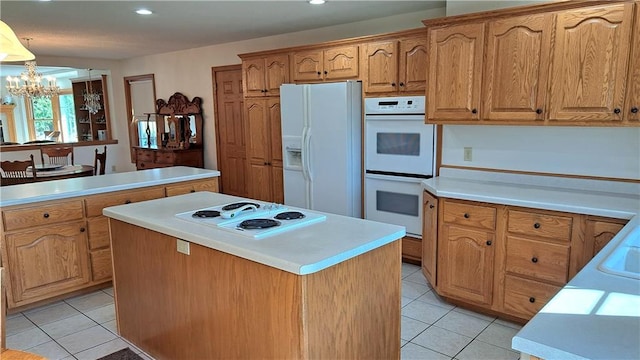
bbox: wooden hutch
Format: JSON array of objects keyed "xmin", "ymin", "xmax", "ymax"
[{"xmin": 134, "ymin": 92, "xmax": 204, "ymax": 170}]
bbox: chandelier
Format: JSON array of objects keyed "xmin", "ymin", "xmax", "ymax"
[
  {"xmin": 5, "ymin": 39, "xmax": 60, "ymax": 99},
  {"xmin": 82, "ymin": 69, "xmax": 102, "ymax": 115}
]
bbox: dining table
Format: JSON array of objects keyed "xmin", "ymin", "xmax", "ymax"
[{"xmin": 29, "ymin": 164, "xmax": 95, "ymax": 181}]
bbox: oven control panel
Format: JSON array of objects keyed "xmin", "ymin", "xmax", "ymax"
[{"xmin": 364, "ymin": 96, "xmax": 425, "ymax": 114}]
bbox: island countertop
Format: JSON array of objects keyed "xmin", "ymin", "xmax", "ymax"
[
  {"xmin": 0, "ymin": 166, "xmax": 220, "ymax": 207},
  {"xmin": 103, "ymin": 191, "xmax": 406, "ymax": 275}
]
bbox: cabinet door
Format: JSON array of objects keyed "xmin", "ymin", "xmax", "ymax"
[
  {"xmin": 268, "ymin": 98, "xmax": 282, "ymax": 168},
  {"xmin": 245, "ymin": 98, "xmax": 280, "ymax": 202},
  {"xmin": 324, "ymin": 45, "xmax": 359, "ymax": 80},
  {"xmin": 362, "ymin": 41, "xmax": 398, "ymax": 93},
  {"xmin": 399, "ymin": 37, "xmax": 428, "ymax": 92},
  {"xmin": 422, "ymin": 191, "xmax": 438, "ymax": 287},
  {"xmin": 245, "ymin": 99, "xmax": 270, "ymax": 166},
  {"xmin": 586, "ymin": 218, "xmax": 626, "ymax": 256},
  {"xmin": 439, "ymin": 224, "xmax": 494, "ymax": 306},
  {"xmin": 483, "ymin": 13, "xmax": 552, "ymax": 121},
  {"xmin": 5, "ymin": 221, "xmax": 90, "ymax": 304},
  {"xmin": 264, "ymin": 54, "xmax": 289, "ymax": 96},
  {"xmin": 271, "ymin": 165, "xmax": 284, "ymax": 204},
  {"xmin": 427, "ymin": 23, "xmax": 485, "ymax": 122},
  {"xmin": 293, "ymin": 50, "xmax": 323, "ymax": 81},
  {"xmin": 548, "ymin": 3, "xmax": 633, "ymax": 123},
  {"xmin": 625, "ymin": 3, "xmax": 640, "ymax": 122},
  {"xmin": 165, "ymin": 179, "xmax": 220, "ymax": 197},
  {"xmin": 242, "ymin": 58, "xmax": 266, "ymax": 97}
]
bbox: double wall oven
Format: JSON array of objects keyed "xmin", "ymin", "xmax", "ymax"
[{"xmin": 364, "ymin": 96, "xmax": 435, "ymax": 237}]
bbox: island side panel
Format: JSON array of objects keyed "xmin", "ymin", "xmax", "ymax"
[
  {"xmin": 109, "ymin": 220, "xmax": 305, "ymax": 359},
  {"xmin": 302, "ymin": 241, "xmax": 402, "ymax": 360}
]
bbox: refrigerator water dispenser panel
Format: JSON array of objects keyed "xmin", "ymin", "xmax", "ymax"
[{"xmin": 283, "ymin": 135, "xmax": 302, "ymax": 171}]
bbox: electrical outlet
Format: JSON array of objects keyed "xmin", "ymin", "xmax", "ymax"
[
  {"xmin": 464, "ymin": 147, "xmax": 473, "ymax": 162},
  {"xmin": 177, "ymin": 239, "xmax": 190, "ymax": 255}
]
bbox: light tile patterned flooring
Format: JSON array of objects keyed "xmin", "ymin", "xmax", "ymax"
[{"xmin": 6, "ymin": 263, "xmax": 523, "ymax": 360}]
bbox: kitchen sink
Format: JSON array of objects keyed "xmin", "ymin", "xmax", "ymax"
[{"xmin": 598, "ymin": 226, "xmax": 640, "ymax": 280}]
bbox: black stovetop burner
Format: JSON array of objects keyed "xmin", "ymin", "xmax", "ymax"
[
  {"xmin": 192, "ymin": 210, "xmax": 221, "ymax": 218},
  {"xmin": 274, "ymin": 211, "xmax": 306, "ymax": 220},
  {"xmin": 238, "ymin": 219, "xmax": 280, "ymax": 229},
  {"xmin": 222, "ymin": 202, "xmax": 261, "ymax": 211}
]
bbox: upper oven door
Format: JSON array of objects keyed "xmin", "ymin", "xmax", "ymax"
[{"xmin": 365, "ymin": 114, "xmax": 434, "ymax": 176}]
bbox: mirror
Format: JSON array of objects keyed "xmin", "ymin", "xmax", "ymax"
[
  {"xmin": 124, "ymin": 74, "xmax": 156, "ymax": 160},
  {"xmin": 0, "ymin": 65, "xmax": 112, "ymax": 145}
]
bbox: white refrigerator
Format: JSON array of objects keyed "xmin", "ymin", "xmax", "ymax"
[{"xmin": 280, "ymin": 81, "xmax": 362, "ymax": 217}]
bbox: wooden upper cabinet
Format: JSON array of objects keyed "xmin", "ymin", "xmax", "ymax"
[
  {"xmin": 548, "ymin": 3, "xmax": 634, "ymax": 123},
  {"xmin": 427, "ymin": 23, "xmax": 485, "ymax": 122},
  {"xmin": 625, "ymin": 3, "xmax": 640, "ymax": 122},
  {"xmin": 293, "ymin": 45, "xmax": 359, "ymax": 82},
  {"xmin": 399, "ymin": 37, "xmax": 428, "ymax": 93},
  {"xmin": 243, "ymin": 54, "xmax": 289, "ymax": 97},
  {"xmin": 362, "ymin": 40, "xmax": 398, "ymax": 93},
  {"xmin": 482, "ymin": 13, "xmax": 552, "ymax": 121}
]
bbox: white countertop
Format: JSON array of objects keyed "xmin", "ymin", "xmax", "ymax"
[
  {"xmin": 102, "ymin": 191, "xmax": 405, "ymax": 275},
  {"xmin": 0, "ymin": 166, "xmax": 220, "ymax": 207},
  {"xmin": 422, "ymin": 169, "xmax": 640, "ymax": 360}
]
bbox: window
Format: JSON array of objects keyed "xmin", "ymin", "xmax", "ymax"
[
  {"xmin": 25, "ymin": 89, "xmax": 76, "ymax": 142},
  {"xmin": 29, "ymin": 96, "xmax": 56, "ymax": 140}
]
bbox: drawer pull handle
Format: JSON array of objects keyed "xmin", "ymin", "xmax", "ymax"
[
  {"xmin": 43, "ymin": 213, "xmax": 50, "ymax": 218},
  {"xmin": 531, "ymin": 257, "xmax": 538, "ymax": 263},
  {"xmin": 529, "ymin": 297, "xmax": 536, "ymax": 303},
  {"xmin": 486, "ymin": 240, "xmax": 492, "ymax": 246},
  {"xmin": 190, "ymin": 189, "xmax": 196, "ymax": 193},
  {"xmin": 80, "ymin": 227, "xmax": 86, "ymax": 232},
  {"xmin": 125, "ymin": 200, "xmax": 132, "ymax": 204},
  {"xmin": 533, "ymin": 223, "xmax": 540, "ymax": 229},
  {"xmin": 463, "ymin": 213, "xmax": 470, "ymax": 218}
]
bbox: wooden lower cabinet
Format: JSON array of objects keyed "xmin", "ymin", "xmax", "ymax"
[
  {"xmin": 0, "ymin": 178, "xmax": 219, "ymax": 310},
  {"xmin": 424, "ymin": 194, "xmax": 629, "ymax": 322},
  {"xmin": 110, "ymin": 220, "xmax": 401, "ymax": 360}
]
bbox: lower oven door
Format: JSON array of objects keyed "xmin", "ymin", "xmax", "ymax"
[{"xmin": 364, "ymin": 173, "xmax": 423, "ymax": 237}]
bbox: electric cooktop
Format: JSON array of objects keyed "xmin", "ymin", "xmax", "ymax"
[{"xmin": 175, "ymin": 201, "xmax": 326, "ymax": 239}]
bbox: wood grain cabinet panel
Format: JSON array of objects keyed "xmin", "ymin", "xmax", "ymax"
[
  {"xmin": 548, "ymin": 3, "xmax": 634, "ymax": 123},
  {"xmin": 87, "ymin": 216, "xmax": 110, "ymax": 250},
  {"xmin": 362, "ymin": 40, "xmax": 398, "ymax": 93},
  {"xmin": 442, "ymin": 200, "xmax": 496, "ymax": 231},
  {"xmin": 505, "ymin": 236, "xmax": 570, "ymax": 285},
  {"xmin": 4, "ymin": 221, "xmax": 90, "ymax": 304},
  {"xmin": 422, "ymin": 191, "xmax": 438, "ymax": 286},
  {"xmin": 292, "ymin": 46, "xmax": 359, "ymax": 82},
  {"xmin": 625, "ymin": 3, "xmax": 640, "ymax": 122},
  {"xmin": 165, "ymin": 178, "xmax": 220, "ymax": 197},
  {"xmin": 90, "ymin": 248, "xmax": 113, "ymax": 282},
  {"xmin": 3, "ymin": 201, "xmax": 84, "ymax": 231},
  {"xmin": 243, "ymin": 55, "xmax": 289, "ymax": 97},
  {"xmin": 503, "ymin": 275, "xmax": 561, "ymax": 319},
  {"xmin": 292, "ymin": 50, "xmax": 323, "ymax": 81},
  {"xmin": 482, "ymin": 13, "xmax": 552, "ymax": 121},
  {"xmin": 427, "ymin": 22, "xmax": 485, "ymax": 122},
  {"xmin": 85, "ymin": 187, "xmax": 165, "ymax": 217},
  {"xmin": 398, "ymin": 37, "xmax": 428, "ymax": 93},
  {"xmin": 507, "ymin": 210, "xmax": 572, "ymax": 243}
]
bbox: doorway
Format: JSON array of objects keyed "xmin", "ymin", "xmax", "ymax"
[
  {"xmin": 212, "ymin": 65, "xmax": 247, "ymax": 197},
  {"xmin": 124, "ymin": 74, "xmax": 156, "ymax": 162}
]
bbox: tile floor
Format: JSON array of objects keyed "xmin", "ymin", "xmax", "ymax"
[{"xmin": 6, "ymin": 263, "xmax": 523, "ymax": 360}]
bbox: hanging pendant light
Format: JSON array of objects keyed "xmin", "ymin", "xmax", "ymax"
[
  {"xmin": 5, "ymin": 38, "xmax": 60, "ymax": 99},
  {"xmin": 83, "ymin": 69, "xmax": 102, "ymax": 115},
  {"xmin": 0, "ymin": 20, "xmax": 34, "ymax": 62}
]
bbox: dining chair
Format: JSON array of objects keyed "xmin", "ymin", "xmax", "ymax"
[
  {"xmin": 0, "ymin": 154, "xmax": 37, "ymax": 186},
  {"xmin": 94, "ymin": 145, "xmax": 107, "ymax": 175},
  {"xmin": 40, "ymin": 146, "xmax": 74, "ymax": 166}
]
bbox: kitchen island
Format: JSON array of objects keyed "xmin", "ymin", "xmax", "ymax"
[{"xmin": 104, "ymin": 191, "xmax": 405, "ymax": 360}]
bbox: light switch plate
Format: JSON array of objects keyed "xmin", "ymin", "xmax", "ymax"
[
  {"xmin": 176, "ymin": 239, "xmax": 190, "ymax": 255},
  {"xmin": 464, "ymin": 147, "xmax": 472, "ymax": 162}
]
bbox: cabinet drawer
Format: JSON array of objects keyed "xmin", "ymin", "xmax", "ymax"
[
  {"xmin": 506, "ymin": 236, "xmax": 569, "ymax": 284},
  {"xmin": 85, "ymin": 187, "xmax": 165, "ymax": 217},
  {"xmin": 442, "ymin": 200, "xmax": 496, "ymax": 230},
  {"xmin": 503, "ymin": 275, "xmax": 561, "ymax": 319},
  {"xmin": 3, "ymin": 201, "xmax": 84, "ymax": 231},
  {"xmin": 402, "ymin": 237, "xmax": 422, "ymax": 261},
  {"xmin": 156, "ymin": 152, "xmax": 177, "ymax": 164},
  {"xmin": 90, "ymin": 248, "xmax": 113, "ymax": 282},
  {"xmin": 165, "ymin": 179, "xmax": 219, "ymax": 197},
  {"xmin": 136, "ymin": 149, "xmax": 155, "ymax": 162},
  {"xmin": 507, "ymin": 209, "xmax": 572, "ymax": 243},
  {"xmin": 87, "ymin": 216, "xmax": 110, "ymax": 249}
]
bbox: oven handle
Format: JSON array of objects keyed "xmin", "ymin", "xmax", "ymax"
[{"xmin": 365, "ymin": 172, "xmax": 428, "ymax": 183}]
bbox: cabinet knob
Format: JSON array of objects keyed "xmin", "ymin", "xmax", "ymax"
[
  {"xmin": 429, "ymin": 204, "xmax": 435, "ymax": 209},
  {"xmin": 399, "ymin": 82, "xmax": 405, "ymax": 87},
  {"xmin": 43, "ymin": 213, "xmax": 50, "ymax": 218},
  {"xmin": 125, "ymin": 200, "xmax": 132, "ymax": 204},
  {"xmin": 463, "ymin": 213, "xmax": 470, "ymax": 218},
  {"xmin": 391, "ymin": 83, "xmax": 396, "ymax": 86},
  {"xmin": 80, "ymin": 227, "xmax": 86, "ymax": 232},
  {"xmin": 471, "ymin": 108, "xmax": 478, "ymax": 114},
  {"xmin": 531, "ymin": 257, "xmax": 538, "ymax": 263},
  {"xmin": 486, "ymin": 240, "xmax": 492, "ymax": 246},
  {"xmin": 317, "ymin": 71, "xmax": 322, "ymax": 75},
  {"xmin": 324, "ymin": 70, "xmax": 328, "ymax": 75},
  {"xmin": 614, "ymin": 108, "xmax": 621, "ymax": 114},
  {"xmin": 535, "ymin": 109, "xmax": 543, "ymax": 114},
  {"xmin": 529, "ymin": 297, "xmax": 536, "ymax": 303},
  {"xmin": 631, "ymin": 107, "xmax": 639, "ymax": 114},
  {"xmin": 533, "ymin": 223, "xmax": 540, "ymax": 229}
]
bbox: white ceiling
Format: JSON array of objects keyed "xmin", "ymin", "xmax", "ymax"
[{"xmin": 1, "ymin": 0, "xmax": 445, "ymax": 61}]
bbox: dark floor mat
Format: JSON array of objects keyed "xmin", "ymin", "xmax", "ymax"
[{"xmin": 97, "ymin": 348, "xmax": 144, "ymax": 360}]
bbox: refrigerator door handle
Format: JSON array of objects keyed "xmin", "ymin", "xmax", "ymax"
[
  {"xmin": 301, "ymin": 127, "xmax": 310, "ymax": 181},
  {"xmin": 304, "ymin": 129, "xmax": 313, "ymax": 182}
]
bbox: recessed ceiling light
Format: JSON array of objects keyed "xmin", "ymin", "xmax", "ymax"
[
  {"xmin": 309, "ymin": 0, "xmax": 326, "ymax": 5},
  {"xmin": 136, "ymin": 9, "xmax": 153, "ymax": 15}
]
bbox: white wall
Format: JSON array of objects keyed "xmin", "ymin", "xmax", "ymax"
[
  {"xmin": 3, "ymin": 8, "xmax": 445, "ymax": 173},
  {"xmin": 446, "ymin": 0, "xmax": 551, "ymax": 16}
]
